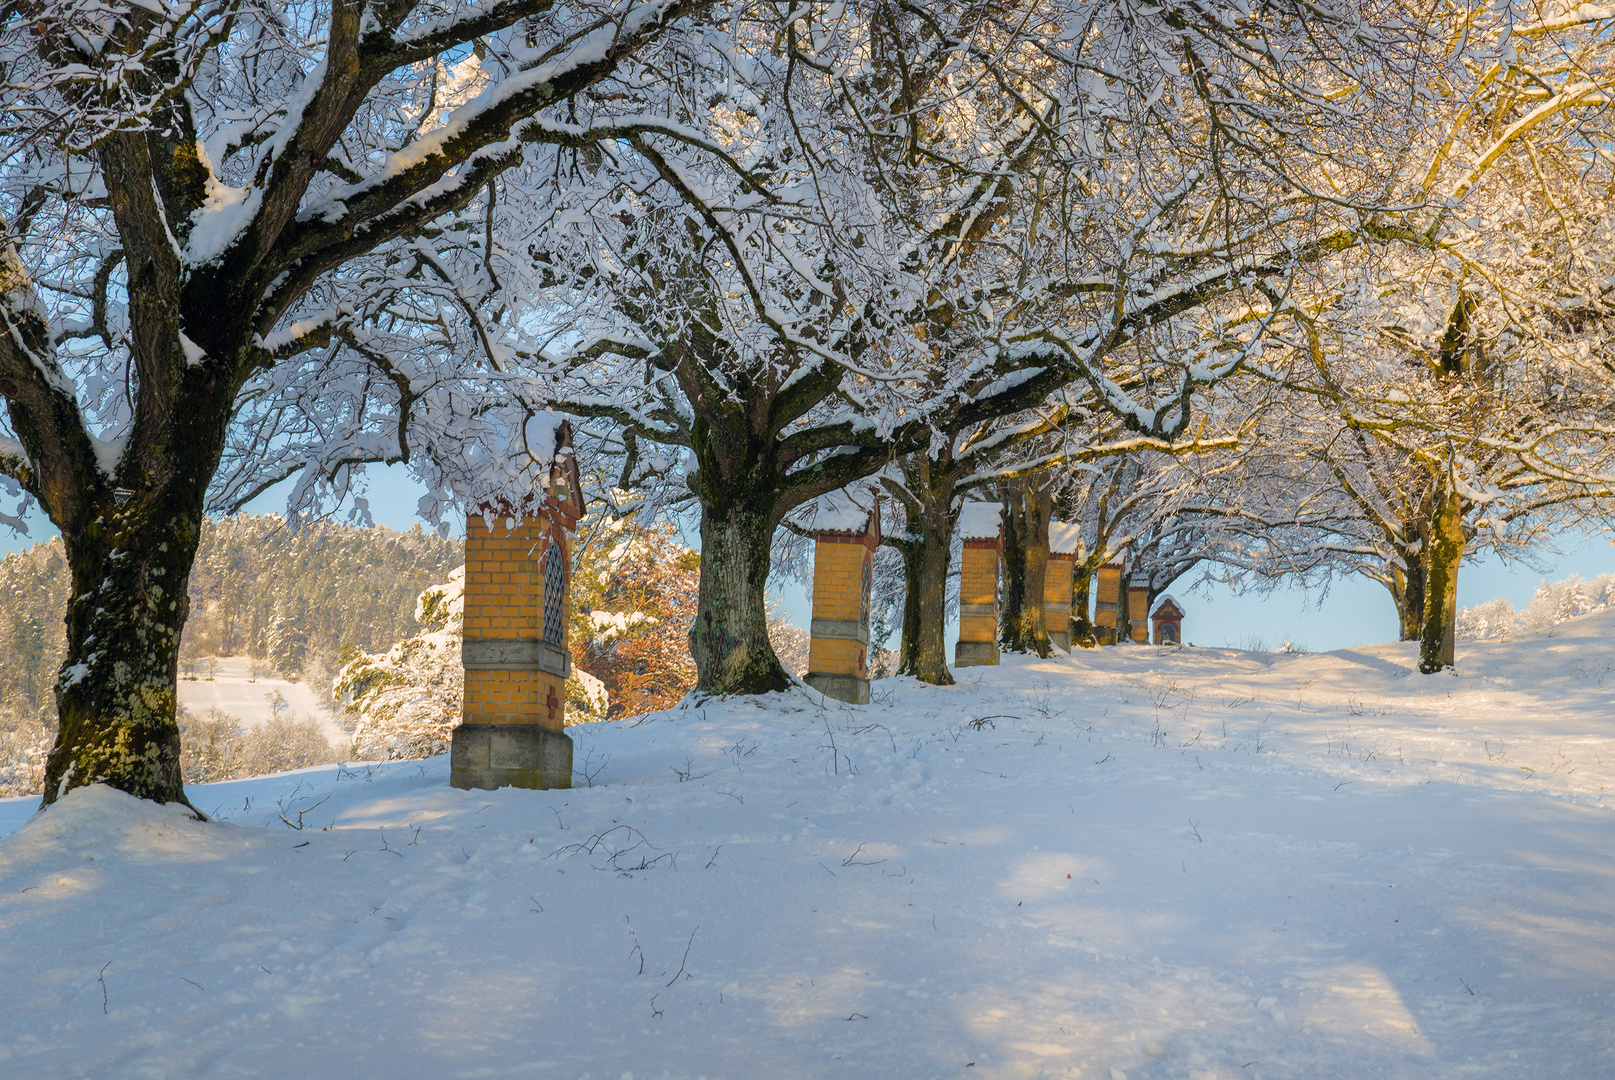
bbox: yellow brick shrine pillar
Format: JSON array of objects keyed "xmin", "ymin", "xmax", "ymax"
[
  {"xmin": 1044, "ymin": 554, "xmax": 1075, "ymax": 652},
  {"xmin": 451, "ymin": 511, "xmax": 575, "ymax": 790},
  {"xmin": 1128, "ymin": 581, "xmax": 1150, "ymax": 643},
  {"xmin": 805, "ymin": 499, "xmax": 880, "ymax": 704},
  {"xmin": 449, "ymin": 424, "xmax": 585, "ymax": 792},
  {"xmin": 1045, "ymin": 521, "xmax": 1080, "ymax": 652},
  {"xmin": 955, "ymin": 503, "xmax": 1003, "ymax": 667},
  {"xmin": 1094, "ymin": 562, "xmax": 1123, "ymax": 645}
]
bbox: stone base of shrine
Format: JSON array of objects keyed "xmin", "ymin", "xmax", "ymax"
[
  {"xmin": 805, "ymin": 671, "xmax": 870, "ymax": 704},
  {"xmin": 955, "ymin": 640, "xmax": 999, "ymax": 667},
  {"xmin": 1048, "ymin": 630, "xmax": 1071, "ymax": 651},
  {"xmin": 450, "ymin": 723, "xmax": 573, "ymax": 791}
]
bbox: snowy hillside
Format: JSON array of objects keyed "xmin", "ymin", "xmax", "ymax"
[{"xmin": 2, "ymin": 618, "xmax": 1613, "ymax": 1079}]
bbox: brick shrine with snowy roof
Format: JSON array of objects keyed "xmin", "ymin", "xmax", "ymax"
[{"xmin": 449, "ymin": 419, "xmax": 585, "ymax": 792}]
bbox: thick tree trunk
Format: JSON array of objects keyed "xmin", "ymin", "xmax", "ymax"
[
  {"xmin": 688, "ymin": 496, "xmax": 793, "ymax": 697},
  {"xmin": 1418, "ymin": 488, "xmax": 1463, "ymax": 674},
  {"xmin": 1070, "ymin": 566, "xmax": 1096, "ymax": 648},
  {"xmin": 999, "ymin": 478, "xmax": 1052, "ymax": 657},
  {"xmin": 43, "ymin": 500, "xmax": 204, "ymax": 807},
  {"xmin": 1115, "ymin": 574, "xmax": 1133, "ymax": 646},
  {"xmin": 1390, "ymin": 558, "xmax": 1425, "ymax": 642},
  {"xmin": 893, "ymin": 509, "xmax": 955, "ymax": 685}
]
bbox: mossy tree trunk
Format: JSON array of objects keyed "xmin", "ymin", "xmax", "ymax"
[
  {"xmin": 999, "ymin": 476, "xmax": 1053, "ymax": 656},
  {"xmin": 1390, "ymin": 555, "xmax": 1426, "ymax": 643},
  {"xmin": 1418, "ymin": 484, "xmax": 1464, "ymax": 673},
  {"xmin": 883, "ymin": 455, "xmax": 958, "ymax": 686},
  {"xmin": 685, "ymin": 415, "xmax": 795, "ymax": 697},
  {"xmin": 889, "ymin": 522, "xmax": 956, "ymax": 685},
  {"xmin": 690, "ymin": 496, "xmax": 794, "ymax": 696},
  {"xmin": 48, "ymin": 499, "xmax": 210, "ymax": 806}
]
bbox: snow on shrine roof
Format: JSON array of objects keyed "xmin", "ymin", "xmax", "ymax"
[
  {"xmin": 1152, "ymin": 594, "xmax": 1185, "ymax": 618},
  {"xmin": 812, "ymin": 489, "xmax": 876, "ymax": 534},
  {"xmin": 463, "ymin": 412, "xmax": 582, "ymax": 525},
  {"xmin": 957, "ymin": 502, "xmax": 1002, "ymax": 540},
  {"xmin": 1049, "ymin": 520, "xmax": 1082, "ymax": 555},
  {"xmin": 524, "ymin": 412, "xmax": 566, "ymax": 464}
]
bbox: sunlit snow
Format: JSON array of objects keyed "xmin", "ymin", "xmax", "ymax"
[{"xmin": 3, "ymin": 614, "xmax": 1613, "ymax": 1078}]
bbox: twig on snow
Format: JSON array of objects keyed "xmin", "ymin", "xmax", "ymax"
[{"xmin": 666, "ymin": 926, "xmax": 698, "ymax": 986}]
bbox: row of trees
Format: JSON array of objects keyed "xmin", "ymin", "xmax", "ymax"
[{"xmin": 3, "ymin": 0, "xmax": 1614, "ymax": 807}]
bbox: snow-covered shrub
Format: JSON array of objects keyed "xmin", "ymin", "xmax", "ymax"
[
  {"xmin": 335, "ymin": 569, "xmax": 465, "ymax": 759},
  {"xmin": 235, "ymin": 716, "xmax": 337, "ymax": 778},
  {"xmin": 766, "ymin": 596, "xmax": 810, "ymax": 676},
  {"xmin": 1455, "ymin": 597, "xmax": 1517, "ymax": 641},
  {"xmin": 180, "ymin": 707, "xmax": 242, "ymax": 783},
  {"xmin": 0, "ymin": 717, "xmax": 50, "ymax": 797},
  {"xmin": 178, "ymin": 706, "xmax": 335, "ymax": 783},
  {"xmin": 1457, "ymin": 572, "xmax": 1615, "ymax": 640}
]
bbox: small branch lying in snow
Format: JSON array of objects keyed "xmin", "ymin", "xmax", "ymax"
[
  {"xmin": 968, "ymin": 715, "xmax": 1017, "ymax": 730},
  {"xmin": 549, "ymin": 825, "xmax": 674, "ymax": 873},
  {"xmin": 278, "ymin": 793, "xmax": 331, "ymax": 830},
  {"xmin": 98, "ymin": 962, "xmax": 110, "ymax": 1013},
  {"xmin": 842, "ymin": 843, "xmax": 885, "ymax": 867},
  {"xmin": 667, "ymin": 926, "xmax": 698, "ymax": 986}
]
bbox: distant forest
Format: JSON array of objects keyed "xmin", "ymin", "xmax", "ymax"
[{"xmin": 0, "ymin": 516, "xmax": 462, "ymax": 732}]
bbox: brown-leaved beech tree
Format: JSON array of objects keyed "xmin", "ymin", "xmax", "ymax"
[{"xmin": 0, "ymin": 0, "xmax": 727, "ymax": 806}]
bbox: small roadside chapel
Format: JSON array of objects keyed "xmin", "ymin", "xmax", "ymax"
[
  {"xmin": 1152, "ymin": 594, "xmax": 1186, "ymax": 645},
  {"xmin": 449, "ymin": 421, "xmax": 585, "ymax": 792}
]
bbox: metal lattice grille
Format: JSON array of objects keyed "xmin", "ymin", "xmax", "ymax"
[{"xmin": 542, "ymin": 542, "xmax": 566, "ymax": 645}]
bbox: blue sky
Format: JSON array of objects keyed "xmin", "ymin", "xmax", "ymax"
[{"xmin": 5, "ymin": 461, "xmax": 1611, "ymax": 651}]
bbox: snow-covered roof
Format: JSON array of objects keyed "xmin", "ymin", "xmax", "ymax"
[
  {"xmin": 813, "ymin": 489, "xmax": 877, "ymax": 535},
  {"xmin": 1152, "ymin": 594, "xmax": 1185, "ymax": 618},
  {"xmin": 1049, "ymin": 520, "xmax": 1082, "ymax": 555},
  {"xmin": 957, "ymin": 502, "xmax": 1002, "ymax": 541},
  {"xmin": 466, "ymin": 414, "xmax": 583, "ymax": 525}
]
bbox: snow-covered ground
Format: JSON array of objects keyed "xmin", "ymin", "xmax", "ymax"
[
  {"xmin": 176, "ymin": 657, "xmax": 342, "ymax": 745},
  {"xmin": 3, "ymin": 615, "xmax": 1613, "ymax": 1079}
]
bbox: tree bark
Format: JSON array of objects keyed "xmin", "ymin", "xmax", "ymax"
[
  {"xmin": 688, "ymin": 495, "xmax": 793, "ymax": 697},
  {"xmin": 1390, "ymin": 557, "xmax": 1425, "ymax": 642},
  {"xmin": 45, "ymin": 503, "xmax": 205, "ymax": 806},
  {"xmin": 1070, "ymin": 566, "xmax": 1096, "ymax": 647},
  {"xmin": 999, "ymin": 477, "xmax": 1052, "ymax": 656},
  {"xmin": 1418, "ymin": 486, "xmax": 1463, "ymax": 673},
  {"xmin": 892, "ymin": 506, "xmax": 956, "ymax": 685}
]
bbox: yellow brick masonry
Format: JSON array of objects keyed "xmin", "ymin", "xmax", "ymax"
[
  {"xmin": 1095, "ymin": 565, "xmax": 1122, "ymax": 630},
  {"xmin": 462, "ymin": 514, "xmax": 568, "ymax": 731},
  {"xmin": 1044, "ymin": 553, "xmax": 1075, "ymax": 645},
  {"xmin": 1128, "ymin": 585, "xmax": 1149, "ymax": 644},
  {"xmin": 808, "ymin": 536, "xmax": 870, "ymax": 678},
  {"xmin": 958, "ymin": 544, "xmax": 999, "ymax": 645}
]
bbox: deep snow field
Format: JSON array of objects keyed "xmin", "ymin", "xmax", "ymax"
[{"xmin": 3, "ymin": 615, "xmax": 1613, "ymax": 1080}]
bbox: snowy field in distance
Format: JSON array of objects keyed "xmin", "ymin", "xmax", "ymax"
[
  {"xmin": 2, "ymin": 614, "xmax": 1613, "ymax": 1079},
  {"xmin": 175, "ymin": 656, "xmax": 342, "ymax": 745}
]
